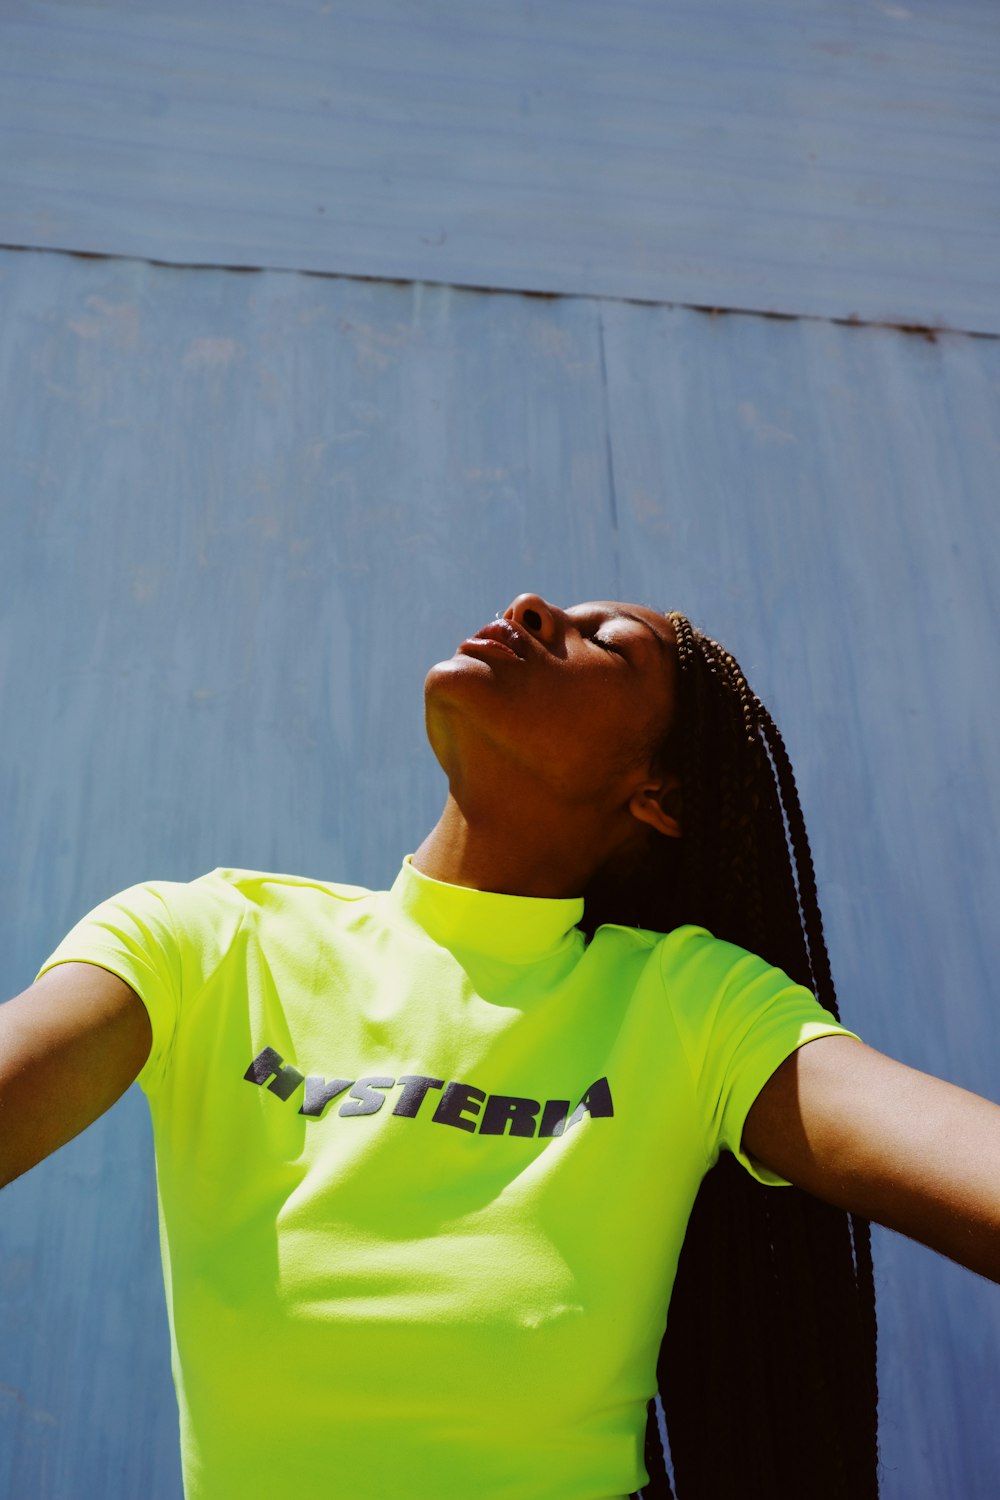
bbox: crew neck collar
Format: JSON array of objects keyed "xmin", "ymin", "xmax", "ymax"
[{"xmin": 388, "ymin": 854, "xmax": 585, "ymax": 964}]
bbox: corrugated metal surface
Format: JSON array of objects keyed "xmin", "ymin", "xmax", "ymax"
[
  {"xmin": 1, "ymin": 0, "xmax": 999, "ymax": 333},
  {"xmin": 1, "ymin": 246, "xmax": 998, "ymax": 1496}
]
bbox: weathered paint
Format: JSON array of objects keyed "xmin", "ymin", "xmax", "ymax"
[
  {"xmin": 0, "ymin": 248, "xmax": 998, "ymax": 1495},
  {"xmin": 0, "ymin": 1, "xmax": 998, "ymax": 332}
]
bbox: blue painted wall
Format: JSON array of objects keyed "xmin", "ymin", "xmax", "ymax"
[
  {"xmin": 1, "ymin": 3, "xmax": 999, "ymax": 1496},
  {"xmin": 1, "ymin": 0, "xmax": 999, "ymax": 332}
]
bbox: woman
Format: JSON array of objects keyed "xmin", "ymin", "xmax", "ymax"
[{"xmin": 3, "ymin": 592, "xmax": 998, "ymax": 1500}]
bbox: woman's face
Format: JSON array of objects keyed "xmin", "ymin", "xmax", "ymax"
[{"xmin": 425, "ymin": 592, "xmax": 680, "ymax": 814}]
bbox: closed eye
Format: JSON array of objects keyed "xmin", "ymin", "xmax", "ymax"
[{"xmin": 590, "ymin": 632, "xmax": 622, "ymax": 655}]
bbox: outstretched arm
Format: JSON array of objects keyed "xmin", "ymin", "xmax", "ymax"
[
  {"xmin": 742, "ymin": 1034, "xmax": 1000, "ymax": 1283},
  {"xmin": 0, "ymin": 962, "xmax": 152, "ymax": 1188}
]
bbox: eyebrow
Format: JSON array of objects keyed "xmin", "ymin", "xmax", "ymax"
[{"xmin": 614, "ymin": 609, "xmax": 672, "ymax": 652}]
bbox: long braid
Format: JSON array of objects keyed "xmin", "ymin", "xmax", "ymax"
[{"xmin": 584, "ymin": 611, "xmax": 879, "ymax": 1498}]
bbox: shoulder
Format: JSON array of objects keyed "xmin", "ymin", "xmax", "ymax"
[
  {"xmin": 591, "ymin": 917, "xmax": 755, "ymax": 979},
  {"xmin": 88, "ymin": 868, "xmax": 377, "ymax": 946},
  {"xmin": 655, "ymin": 923, "xmax": 778, "ymax": 985},
  {"xmin": 170, "ymin": 868, "xmax": 377, "ymax": 936},
  {"xmin": 196, "ymin": 867, "xmax": 375, "ymax": 906},
  {"xmin": 627, "ymin": 923, "xmax": 846, "ymax": 1053}
]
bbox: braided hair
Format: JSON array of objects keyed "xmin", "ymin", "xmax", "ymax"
[{"xmin": 581, "ymin": 610, "xmax": 880, "ymax": 1499}]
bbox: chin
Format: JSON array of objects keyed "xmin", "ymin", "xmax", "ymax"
[
  {"xmin": 423, "ymin": 655, "xmax": 509, "ymax": 750},
  {"xmin": 424, "ymin": 653, "xmax": 491, "ymax": 693}
]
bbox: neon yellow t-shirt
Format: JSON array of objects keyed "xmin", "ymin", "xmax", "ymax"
[{"xmin": 36, "ymin": 855, "xmax": 859, "ymax": 1500}]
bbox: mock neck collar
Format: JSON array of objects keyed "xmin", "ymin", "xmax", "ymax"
[{"xmin": 388, "ymin": 854, "xmax": 585, "ymax": 964}]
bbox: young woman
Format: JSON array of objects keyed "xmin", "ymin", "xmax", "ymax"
[{"xmin": 2, "ymin": 592, "xmax": 998, "ymax": 1500}]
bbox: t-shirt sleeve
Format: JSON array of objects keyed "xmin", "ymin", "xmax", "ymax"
[
  {"xmin": 33, "ymin": 874, "xmax": 246, "ymax": 1095},
  {"xmin": 660, "ymin": 925, "xmax": 861, "ymax": 1187}
]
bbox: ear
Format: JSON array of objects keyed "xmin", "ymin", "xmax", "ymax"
[{"xmin": 629, "ymin": 773, "xmax": 683, "ymax": 840}]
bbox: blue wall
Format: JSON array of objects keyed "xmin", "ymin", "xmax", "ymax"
[
  {"xmin": 1, "ymin": 4, "xmax": 999, "ymax": 1496},
  {"xmin": 2, "ymin": 0, "xmax": 999, "ymax": 331}
]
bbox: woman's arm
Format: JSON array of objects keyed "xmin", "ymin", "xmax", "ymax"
[
  {"xmin": 742, "ymin": 1034, "xmax": 1000, "ymax": 1283},
  {"xmin": 0, "ymin": 962, "xmax": 152, "ymax": 1188}
]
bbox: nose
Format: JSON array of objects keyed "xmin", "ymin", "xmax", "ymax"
[{"xmin": 504, "ymin": 592, "xmax": 558, "ymax": 643}]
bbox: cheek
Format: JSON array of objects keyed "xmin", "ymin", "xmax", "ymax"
[
  {"xmin": 476, "ymin": 664, "xmax": 665, "ymax": 798},
  {"xmin": 543, "ymin": 702, "xmax": 646, "ymax": 798}
]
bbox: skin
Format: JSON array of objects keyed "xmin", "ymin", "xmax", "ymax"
[
  {"xmin": 3, "ymin": 591, "xmax": 1000, "ymax": 1288},
  {"xmin": 413, "ymin": 592, "xmax": 684, "ymax": 898}
]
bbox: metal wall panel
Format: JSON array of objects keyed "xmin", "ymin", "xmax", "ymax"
[
  {"xmin": 1, "ymin": 0, "xmax": 999, "ymax": 332},
  {"xmin": 1, "ymin": 246, "xmax": 998, "ymax": 1496}
]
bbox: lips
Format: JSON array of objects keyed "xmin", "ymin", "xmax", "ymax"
[{"xmin": 459, "ymin": 618, "xmax": 527, "ymax": 660}]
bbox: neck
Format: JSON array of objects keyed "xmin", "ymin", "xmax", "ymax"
[{"xmin": 411, "ymin": 792, "xmax": 607, "ymax": 899}]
